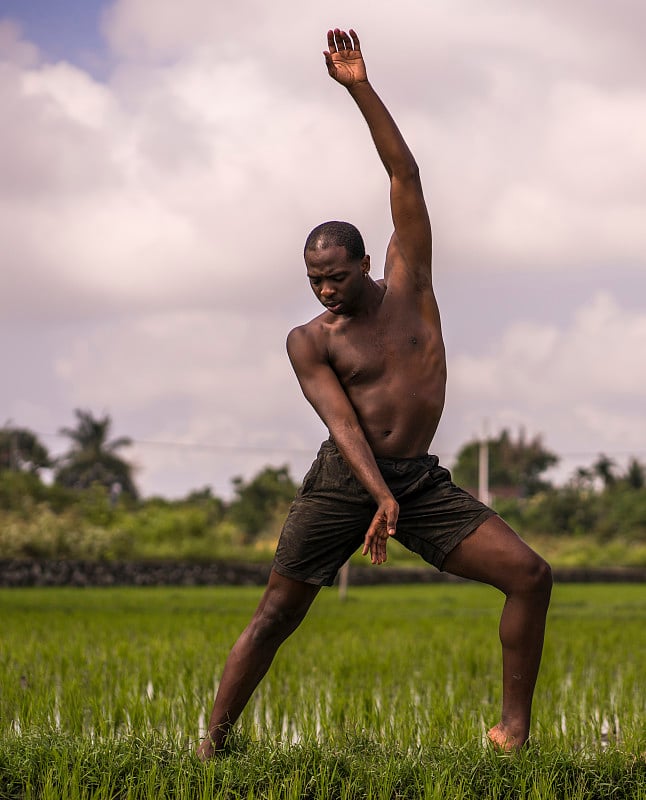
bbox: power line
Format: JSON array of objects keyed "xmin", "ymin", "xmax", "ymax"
[
  {"xmin": 28, "ymin": 430, "xmax": 646, "ymax": 461},
  {"xmin": 31, "ymin": 431, "xmax": 315, "ymax": 456}
]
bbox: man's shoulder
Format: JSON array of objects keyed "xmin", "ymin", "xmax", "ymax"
[
  {"xmin": 288, "ymin": 310, "xmax": 328, "ymax": 339},
  {"xmin": 287, "ymin": 313, "xmax": 330, "ymax": 358}
]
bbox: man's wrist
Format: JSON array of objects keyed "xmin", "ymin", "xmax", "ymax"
[
  {"xmin": 374, "ymin": 488, "xmax": 395, "ymax": 506},
  {"xmin": 347, "ymin": 79, "xmax": 371, "ymax": 96}
]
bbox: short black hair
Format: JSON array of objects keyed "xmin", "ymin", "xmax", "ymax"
[{"xmin": 304, "ymin": 221, "xmax": 365, "ymax": 261}]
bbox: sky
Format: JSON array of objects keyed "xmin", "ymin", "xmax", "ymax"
[{"xmin": 1, "ymin": 0, "xmax": 645, "ymax": 499}]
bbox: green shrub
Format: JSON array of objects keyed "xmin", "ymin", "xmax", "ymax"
[
  {"xmin": 0, "ymin": 471, "xmax": 76, "ymax": 514},
  {"xmin": 494, "ymin": 486, "xmax": 646, "ymax": 542},
  {"xmin": 111, "ymin": 505, "xmax": 218, "ymax": 560},
  {"xmin": 0, "ymin": 507, "xmax": 124, "ymax": 560}
]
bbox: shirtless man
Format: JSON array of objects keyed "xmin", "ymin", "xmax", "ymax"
[{"xmin": 197, "ymin": 28, "xmax": 552, "ymax": 759}]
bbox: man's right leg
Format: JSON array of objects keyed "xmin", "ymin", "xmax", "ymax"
[
  {"xmin": 197, "ymin": 569, "xmax": 320, "ymax": 759},
  {"xmin": 442, "ymin": 515, "xmax": 552, "ymax": 750}
]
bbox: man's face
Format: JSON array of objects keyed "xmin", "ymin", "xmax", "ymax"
[{"xmin": 305, "ymin": 245, "xmax": 369, "ymax": 315}]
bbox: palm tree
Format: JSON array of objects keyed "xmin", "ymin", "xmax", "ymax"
[
  {"xmin": 623, "ymin": 458, "xmax": 645, "ymax": 490},
  {"xmin": 55, "ymin": 409, "xmax": 138, "ymax": 498},
  {"xmin": 592, "ymin": 454, "xmax": 617, "ymax": 490},
  {"xmin": 0, "ymin": 425, "xmax": 51, "ymax": 474}
]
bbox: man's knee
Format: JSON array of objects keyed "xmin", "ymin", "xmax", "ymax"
[
  {"xmin": 248, "ymin": 598, "xmax": 309, "ymax": 646},
  {"xmin": 516, "ymin": 552, "xmax": 553, "ymax": 597}
]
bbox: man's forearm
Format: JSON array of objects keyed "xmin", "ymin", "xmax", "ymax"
[
  {"xmin": 347, "ymin": 81, "xmax": 418, "ymax": 180},
  {"xmin": 330, "ymin": 421, "xmax": 393, "ymax": 505}
]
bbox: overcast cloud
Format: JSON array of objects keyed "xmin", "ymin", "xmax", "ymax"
[{"xmin": 1, "ymin": 0, "xmax": 645, "ymax": 497}]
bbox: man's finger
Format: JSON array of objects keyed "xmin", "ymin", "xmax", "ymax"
[
  {"xmin": 387, "ymin": 511, "xmax": 398, "ymax": 536},
  {"xmin": 338, "ymin": 29, "xmax": 353, "ymax": 51},
  {"xmin": 362, "ymin": 519, "xmax": 381, "ymax": 556},
  {"xmin": 349, "ymin": 29, "xmax": 361, "ymax": 51},
  {"xmin": 362, "ymin": 530, "xmax": 376, "ymax": 556},
  {"xmin": 327, "ymin": 30, "xmax": 337, "ymax": 53},
  {"xmin": 371, "ymin": 538, "xmax": 387, "ymax": 565},
  {"xmin": 333, "ymin": 28, "xmax": 345, "ymax": 51}
]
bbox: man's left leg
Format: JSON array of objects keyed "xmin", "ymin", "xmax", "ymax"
[{"xmin": 442, "ymin": 515, "xmax": 552, "ymax": 750}]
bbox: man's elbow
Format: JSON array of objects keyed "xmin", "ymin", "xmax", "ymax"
[{"xmin": 392, "ymin": 160, "xmax": 421, "ymax": 186}]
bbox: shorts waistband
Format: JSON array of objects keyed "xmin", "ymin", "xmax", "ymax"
[{"xmin": 323, "ymin": 437, "xmax": 435, "ymax": 466}]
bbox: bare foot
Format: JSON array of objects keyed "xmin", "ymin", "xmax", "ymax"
[
  {"xmin": 487, "ymin": 723, "xmax": 526, "ymax": 753},
  {"xmin": 196, "ymin": 738, "xmax": 217, "ymax": 762}
]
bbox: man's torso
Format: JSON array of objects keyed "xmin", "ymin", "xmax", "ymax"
[{"xmin": 308, "ymin": 279, "xmax": 446, "ymax": 458}]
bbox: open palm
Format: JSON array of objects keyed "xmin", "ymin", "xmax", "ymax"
[{"xmin": 324, "ymin": 28, "xmax": 368, "ymax": 87}]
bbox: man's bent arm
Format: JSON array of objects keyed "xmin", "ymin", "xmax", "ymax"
[
  {"xmin": 287, "ymin": 326, "xmax": 398, "ymax": 564},
  {"xmin": 324, "ymin": 29, "xmax": 432, "ymax": 276}
]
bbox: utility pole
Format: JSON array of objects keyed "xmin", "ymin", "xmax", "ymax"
[
  {"xmin": 338, "ymin": 560, "xmax": 350, "ymax": 601},
  {"xmin": 478, "ymin": 421, "xmax": 490, "ymax": 505},
  {"xmin": 10, "ymin": 430, "xmax": 19, "ymax": 472}
]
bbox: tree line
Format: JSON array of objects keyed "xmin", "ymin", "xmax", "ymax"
[
  {"xmin": 0, "ymin": 411, "xmax": 299, "ymax": 556},
  {"xmin": 1, "ymin": 410, "xmax": 137, "ymax": 498},
  {"xmin": 1, "ymin": 411, "xmax": 645, "ymax": 555}
]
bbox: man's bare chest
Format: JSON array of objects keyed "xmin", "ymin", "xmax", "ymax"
[{"xmin": 327, "ymin": 313, "xmax": 437, "ymax": 387}]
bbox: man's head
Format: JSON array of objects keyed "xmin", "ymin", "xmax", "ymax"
[
  {"xmin": 303, "ymin": 220, "xmax": 365, "ymax": 261},
  {"xmin": 303, "ymin": 221, "xmax": 370, "ymax": 315}
]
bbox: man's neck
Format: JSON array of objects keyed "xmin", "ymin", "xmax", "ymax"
[{"xmin": 352, "ymin": 278, "xmax": 385, "ymax": 318}]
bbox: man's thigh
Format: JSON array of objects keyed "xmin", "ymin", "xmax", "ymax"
[
  {"xmin": 274, "ymin": 498, "xmax": 371, "ymax": 586},
  {"xmin": 393, "ymin": 471, "xmax": 496, "ymax": 570},
  {"xmin": 442, "ymin": 515, "xmax": 549, "ymax": 592}
]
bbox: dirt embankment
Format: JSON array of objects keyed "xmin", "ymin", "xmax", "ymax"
[{"xmin": 0, "ymin": 559, "xmax": 644, "ymax": 587}]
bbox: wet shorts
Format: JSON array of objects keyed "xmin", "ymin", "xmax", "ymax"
[{"xmin": 273, "ymin": 439, "xmax": 497, "ymax": 586}]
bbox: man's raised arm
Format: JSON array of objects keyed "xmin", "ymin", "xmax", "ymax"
[{"xmin": 324, "ymin": 28, "xmax": 432, "ymax": 277}]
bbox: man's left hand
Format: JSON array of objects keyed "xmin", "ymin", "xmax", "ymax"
[
  {"xmin": 362, "ymin": 498, "xmax": 399, "ymax": 565},
  {"xmin": 323, "ymin": 28, "xmax": 368, "ymax": 88}
]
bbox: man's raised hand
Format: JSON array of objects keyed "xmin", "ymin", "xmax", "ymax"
[{"xmin": 323, "ymin": 28, "xmax": 368, "ymax": 87}]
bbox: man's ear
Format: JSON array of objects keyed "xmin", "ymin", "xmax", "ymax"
[{"xmin": 361, "ymin": 254, "xmax": 370, "ymax": 276}]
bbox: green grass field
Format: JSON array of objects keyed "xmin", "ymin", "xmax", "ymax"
[{"xmin": 1, "ymin": 583, "xmax": 644, "ymax": 799}]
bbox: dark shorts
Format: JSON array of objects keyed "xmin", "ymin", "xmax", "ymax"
[{"xmin": 273, "ymin": 439, "xmax": 497, "ymax": 586}]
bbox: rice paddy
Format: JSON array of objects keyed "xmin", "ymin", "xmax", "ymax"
[{"xmin": 0, "ymin": 582, "xmax": 644, "ymax": 798}]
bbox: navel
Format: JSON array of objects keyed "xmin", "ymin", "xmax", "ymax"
[
  {"xmin": 382, "ymin": 430, "xmax": 392, "ymax": 438},
  {"xmin": 410, "ymin": 336, "xmax": 418, "ymax": 345}
]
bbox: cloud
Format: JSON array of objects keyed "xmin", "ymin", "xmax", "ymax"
[
  {"xmin": 46, "ymin": 290, "xmax": 646, "ymax": 496},
  {"xmin": 3, "ymin": 3, "xmax": 645, "ymax": 321},
  {"xmin": 50, "ymin": 309, "xmax": 325, "ymax": 496},
  {"xmin": 1, "ymin": 18, "xmax": 386, "ymax": 322},
  {"xmin": 447, "ymin": 292, "xmax": 646, "ymax": 459},
  {"xmin": 2, "ymin": 1, "xmax": 645, "ymax": 497},
  {"xmin": 0, "ymin": 20, "xmax": 38, "ymax": 66}
]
